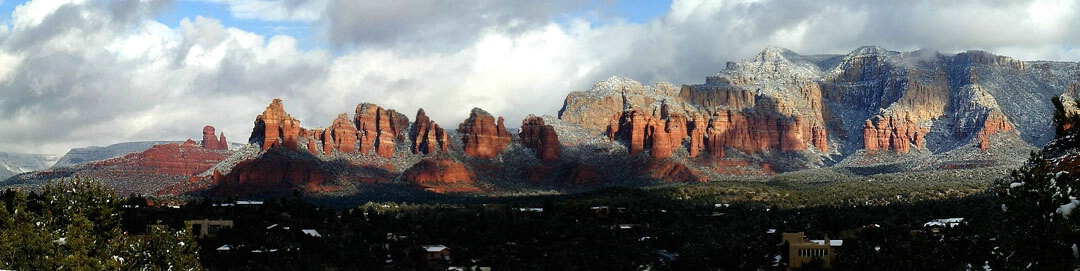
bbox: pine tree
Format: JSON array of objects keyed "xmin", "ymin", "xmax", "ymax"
[{"xmin": 996, "ymin": 98, "xmax": 1080, "ymax": 269}]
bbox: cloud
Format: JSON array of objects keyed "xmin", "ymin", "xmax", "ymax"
[
  {"xmin": 320, "ymin": 0, "xmax": 591, "ymax": 50},
  {"xmin": 1, "ymin": 0, "xmax": 1079, "ymax": 155},
  {"xmin": 192, "ymin": 0, "xmax": 328, "ymax": 22},
  {"xmin": 0, "ymin": 0, "xmax": 329, "ymax": 154}
]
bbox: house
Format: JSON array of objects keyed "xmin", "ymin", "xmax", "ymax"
[
  {"xmin": 422, "ymin": 245, "xmax": 451, "ymax": 262},
  {"xmin": 782, "ymin": 232, "xmax": 842, "ymax": 269},
  {"xmin": 924, "ymin": 218, "xmax": 965, "ymax": 233},
  {"xmin": 185, "ymin": 219, "xmax": 234, "ymax": 238}
]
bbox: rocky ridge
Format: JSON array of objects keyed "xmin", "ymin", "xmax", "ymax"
[{"xmin": 7, "ymin": 46, "xmax": 1078, "ymax": 199}]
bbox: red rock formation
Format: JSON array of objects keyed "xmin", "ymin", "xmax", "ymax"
[
  {"xmin": 977, "ymin": 113, "xmax": 1015, "ymax": 150},
  {"xmin": 219, "ymin": 133, "xmax": 228, "ymax": 150},
  {"xmin": 251, "ymin": 99, "xmax": 303, "ymax": 151},
  {"xmin": 519, "ymin": 115, "xmax": 561, "ymax": 162},
  {"xmin": 324, "ymin": 113, "xmax": 358, "ymax": 154},
  {"xmin": 402, "ymin": 158, "xmax": 480, "ymax": 193},
  {"xmin": 647, "ymin": 161, "xmax": 707, "ymax": 183},
  {"xmin": 402, "ymin": 158, "xmax": 475, "ymax": 185},
  {"xmin": 557, "ymin": 163, "xmax": 606, "ymax": 185},
  {"xmin": 355, "ymin": 103, "xmax": 410, "ymax": 158},
  {"xmin": 687, "ymin": 115, "xmax": 707, "ymax": 157},
  {"xmin": 81, "ymin": 141, "xmax": 232, "ymax": 195},
  {"xmin": 459, "ymin": 108, "xmax": 512, "ymax": 159},
  {"xmin": 210, "ymin": 148, "xmax": 329, "ymax": 196},
  {"xmin": 703, "ymin": 110, "xmax": 825, "ymax": 157},
  {"xmin": 863, "ymin": 115, "xmax": 927, "ymax": 153},
  {"xmin": 648, "ymin": 118, "xmax": 674, "ymax": 159},
  {"xmin": 202, "ymin": 126, "xmax": 225, "ymax": 150},
  {"xmin": 410, "ymin": 109, "xmax": 450, "ymax": 155}
]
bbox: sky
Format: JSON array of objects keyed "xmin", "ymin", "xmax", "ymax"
[{"xmin": 0, "ymin": 0, "xmax": 1078, "ymax": 155}]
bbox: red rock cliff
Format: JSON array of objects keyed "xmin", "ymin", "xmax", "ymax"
[
  {"xmin": 459, "ymin": 108, "xmax": 512, "ymax": 159},
  {"xmin": 519, "ymin": 115, "xmax": 561, "ymax": 162},
  {"xmin": 410, "ymin": 109, "xmax": 450, "ymax": 155},
  {"xmin": 250, "ymin": 98, "xmax": 303, "ymax": 151},
  {"xmin": 355, "ymin": 103, "xmax": 410, "ymax": 158}
]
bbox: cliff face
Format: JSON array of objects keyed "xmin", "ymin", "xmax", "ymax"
[
  {"xmin": 560, "ymin": 46, "xmax": 1074, "ymax": 171},
  {"xmin": 410, "ymin": 109, "xmax": 450, "ymax": 155},
  {"xmin": 519, "ymin": 115, "xmax": 561, "ymax": 162},
  {"xmin": 459, "ymin": 108, "xmax": 513, "ymax": 159},
  {"xmin": 355, "ymin": 103, "xmax": 410, "ymax": 158},
  {"xmin": 251, "ymin": 98, "xmax": 303, "ymax": 151}
]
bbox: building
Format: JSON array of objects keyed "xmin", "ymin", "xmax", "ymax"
[
  {"xmin": 422, "ymin": 245, "xmax": 451, "ymax": 262},
  {"xmin": 782, "ymin": 232, "xmax": 842, "ymax": 269},
  {"xmin": 185, "ymin": 219, "xmax": 234, "ymax": 238}
]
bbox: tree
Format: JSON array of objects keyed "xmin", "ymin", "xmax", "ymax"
[
  {"xmin": 996, "ymin": 98, "xmax": 1080, "ymax": 269},
  {"xmin": 0, "ymin": 178, "xmax": 202, "ymax": 270}
]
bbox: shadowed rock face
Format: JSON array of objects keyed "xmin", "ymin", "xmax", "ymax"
[
  {"xmin": 402, "ymin": 158, "xmax": 481, "ymax": 193},
  {"xmin": 519, "ymin": 115, "xmax": 561, "ymax": 162},
  {"xmin": 459, "ymin": 108, "xmax": 512, "ymax": 159},
  {"xmin": 410, "ymin": 109, "xmax": 450, "ymax": 155}
]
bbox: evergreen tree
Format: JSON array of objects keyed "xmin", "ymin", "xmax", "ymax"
[{"xmin": 996, "ymin": 98, "xmax": 1080, "ymax": 269}]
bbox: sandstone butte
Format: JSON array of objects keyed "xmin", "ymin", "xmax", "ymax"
[
  {"xmin": 201, "ymin": 125, "xmax": 229, "ymax": 150},
  {"xmin": 355, "ymin": 103, "xmax": 410, "ymax": 158},
  {"xmin": 250, "ymin": 99, "xmax": 411, "ymax": 158},
  {"xmin": 86, "ymin": 127, "xmax": 232, "ymax": 195},
  {"xmin": 459, "ymin": 108, "xmax": 512, "ymax": 159},
  {"xmin": 252, "ymin": 98, "xmax": 303, "ymax": 151},
  {"xmin": 518, "ymin": 115, "xmax": 561, "ymax": 162},
  {"xmin": 409, "ymin": 108, "xmax": 450, "ymax": 155}
]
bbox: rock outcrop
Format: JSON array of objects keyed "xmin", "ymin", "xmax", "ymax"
[
  {"xmin": 519, "ymin": 115, "xmax": 561, "ymax": 162},
  {"xmin": 409, "ymin": 109, "xmax": 450, "ymax": 155},
  {"xmin": 459, "ymin": 108, "xmax": 512, "ymax": 159},
  {"xmin": 862, "ymin": 116, "xmax": 926, "ymax": 153},
  {"xmin": 250, "ymin": 99, "xmax": 303, "ymax": 151},
  {"xmin": 201, "ymin": 126, "xmax": 229, "ymax": 150},
  {"xmin": 402, "ymin": 158, "xmax": 480, "ymax": 193},
  {"xmin": 324, "ymin": 113, "xmax": 358, "ymax": 154},
  {"xmin": 209, "ymin": 148, "xmax": 329, "ymax": 197},
  {"xmin": 355, "ymin": 103, "xmax": 410, "ymax": 158}
]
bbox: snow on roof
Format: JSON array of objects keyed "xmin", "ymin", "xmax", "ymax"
[
  {"xmin": 1058, "ymin": 199, "xmax": 1080, "ymax": 219},
  {"xmin": 302, "ymin": 229, "xmax": 322, "ymax": 237},
  {"xmin": 810, "ymin": 240, "xmax": 844, "ymax": 246},
  {"xmin": 237, "ymin": 200, "xmax": 263, "ymax": 205},
  {"xmin": 217, "ymin": 245, "xmax": 231, "ymax": 251},
  {"xmin": 924, "ymin": 218, "xmax": 966, "ymax": 228},
  {"xmin": 423, "ymin": 245, "xmax": 448, "ymax": 253}
]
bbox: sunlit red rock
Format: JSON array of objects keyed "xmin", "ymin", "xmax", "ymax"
[
  {"xmin": 459, "ymin": 108, "xmax": 512, "ymax": 159},
  {"xmin": 355, "ymin": 103, "xmax": 409, "ymax": 158},
  {"xmin": 250, "ymin": 98, "xmax": 303, "ymax": 151}
]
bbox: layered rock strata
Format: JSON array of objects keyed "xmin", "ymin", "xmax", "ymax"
[
  {"xmin": 519, "ymin": 115, "xmax": 561, "ymax": 162},
  {"xmin": 459, "ymin": 108, "xmax": 512, "ymax": 159}
]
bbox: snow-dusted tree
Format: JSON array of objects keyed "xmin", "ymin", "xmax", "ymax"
[{"xmin": 996, "ymin": 98, "xmax": 1080, "ymax": 269}]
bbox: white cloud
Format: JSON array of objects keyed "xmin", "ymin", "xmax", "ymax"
[{"xmin": 192, "ymin": 0, "xmax": 328, "ymax": 22}]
